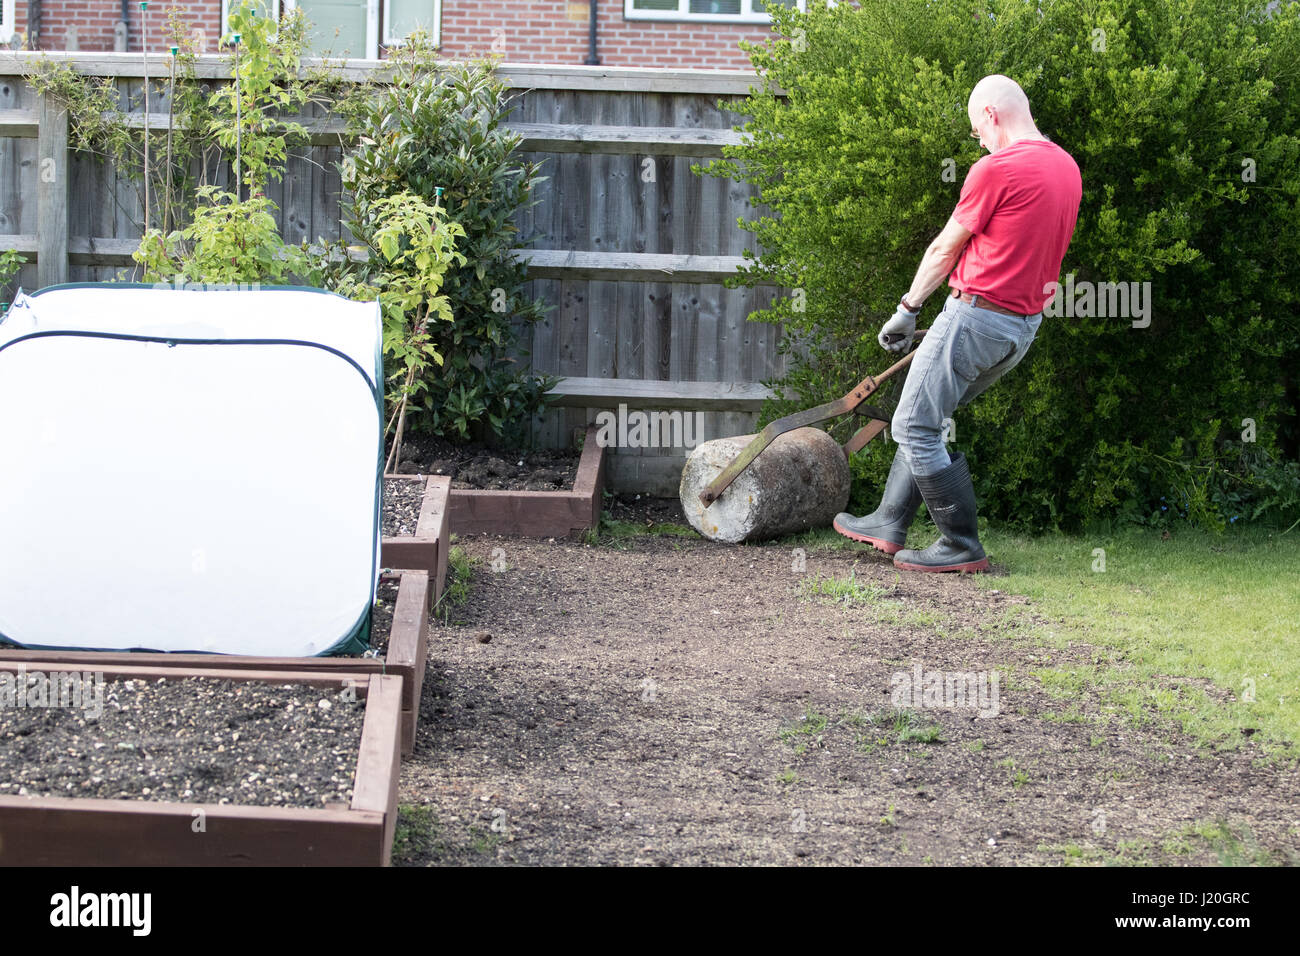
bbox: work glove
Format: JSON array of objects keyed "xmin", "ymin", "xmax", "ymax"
[{"xmin": 878, "ymin": 300, "xmax": 920, "ymax": 353}]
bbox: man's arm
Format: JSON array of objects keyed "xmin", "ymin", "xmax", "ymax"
[{"xmin": 903, "ymin": 216, "xmax": 974, "ymax": 309}]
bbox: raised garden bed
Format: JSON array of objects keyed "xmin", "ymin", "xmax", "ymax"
[
  {"xmin": 0, "ymin": 570, "xmax": 432, "ymax": 757},
  {"xmin": 0, "ymin": 664, "xmax": 402, "ymax": 866},
  {"xmin": 0, "ymin": 476, "xmax": 448, "ymax": 757},
  {"xmin": 429, "ymin": 423, "xmax": 606, "ymax": 537},
  {"xmin": 389, "ymin": 434, "xmax": 582, "ymax": 491},
  {"xmin": 380, "ymin": 475, "xmax": 451, "ymax": 598},
  {"xmin": 379, "ymin": 473, "xmax": 449, "ymax": 598}
]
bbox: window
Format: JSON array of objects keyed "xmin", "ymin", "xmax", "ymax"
[
  {"xmin": 625, "ymin": 0, "xmax": 803, "ymax": 23},
  {"xmin": 221, "ymin": 0, "xmax": 440, "ymax": 58},
  {"xmin": 221, "ymin": 0, "xmax": 283, "ymax": 36},
  {"xmin": 1, "ymin": 0, "xmax": 16, "ymax": 45},
  {"xmin": 384, "ymin": 0, "xmax": 440, "ymax": 47}
]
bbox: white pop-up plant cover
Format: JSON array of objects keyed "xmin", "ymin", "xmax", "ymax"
[{"xmin": 0, "ymin": 285, "xmax": 383, "ymax": 656}]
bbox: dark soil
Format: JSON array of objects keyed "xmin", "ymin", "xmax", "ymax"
[
  {"xmin": 395, "ymin": 498, "xmax": 1300, "ymax": 866},
  {"xmin": 387, "ymin": 434, "xmax": 579, "ymax": 491},
  {"xmin": 604, "ymin": 493, "xmax": 686, "ymax": 527},
  {"xmin": 368, "ymin": 580, "xmax": 400, "ymax": 656},
  {"xmin": 0, "ymin": 677, "xmax": 366, "ymax": 807}
]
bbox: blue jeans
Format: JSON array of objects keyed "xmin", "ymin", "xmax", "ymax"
[{"xmin": 890, "ymin": 293, "xmax": 1042, "ymax": 477}]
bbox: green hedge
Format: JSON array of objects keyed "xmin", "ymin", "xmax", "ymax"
[
  {"xmin": 702, "ymin": 0, "xmax": 1300, "ymax": 531},
  {"xmin": 334, "ymin": 49, "xmax": 553, "ymax": 446}
]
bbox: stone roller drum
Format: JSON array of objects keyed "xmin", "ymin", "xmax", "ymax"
[{"xmin": 679, "ymin": 332, "xmax": 927, "ymax": 544}]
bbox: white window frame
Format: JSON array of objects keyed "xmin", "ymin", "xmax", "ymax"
[
  {"xmin": 624, "ymin": 0, "xmax": 806, "ymax": 24},
  {"xmin": 383, "ymin": 0, "xmax": 441, "ymax": 48},
  {"xmin": 221, "ymin": 0, "xmax": 283, "ymax": 40},
  {"xmin": 223, "ymin": 0, "xmax": 380, "ymax": 59},
  {"xmin": 1, "ymin": 0, "xmax": 17, "ymax": 45}
]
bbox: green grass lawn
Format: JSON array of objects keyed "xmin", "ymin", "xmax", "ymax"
[
  {"xmin": 976, "ymin": 524, "xmax": 1300, "ymax": 756},
  {"xmin": 787, "ymin": 521, "xmax": 1300, "ymax": 756},
  {"xmin": 600, "ymin": 509, "xmax": 1299, "ymax": 755}
]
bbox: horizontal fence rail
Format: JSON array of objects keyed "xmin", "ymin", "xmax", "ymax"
[
  {"xmin": 1, "ymin": 114, "xmax": 750, "ymax": 155},
  {"xmin": 0, "ymin": 237, "xmax": 774, "ymax": 286},
  {"xmin": 0, "ymin": 53, "xmax": 777, "ymax": 93}
]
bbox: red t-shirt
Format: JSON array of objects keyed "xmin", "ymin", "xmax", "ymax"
[{"xmin": 949, "ymin": 139, "xmax": 1082, "ymax": 315}]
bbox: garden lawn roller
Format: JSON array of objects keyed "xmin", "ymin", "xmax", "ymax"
[
  {"xmin": 680, "ymin": 332, "xmax": 926, "ymax": 543},
  {"xmin": 699, "ymin": 330, "xmax": 926, "ymax": 506}
]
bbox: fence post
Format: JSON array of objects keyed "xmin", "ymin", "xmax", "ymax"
[{"xmin": 36, "ymin": 90, "xmax": 69, "ymax": 288}]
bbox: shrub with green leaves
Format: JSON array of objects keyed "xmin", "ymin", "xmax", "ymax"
[
  {"xmin": 132, "ymin": 1, "xmax": 318, "ymax": 284},
  {"xmin": 27, "ymin": 6, "xmax": 215, "ymax": 237},
  {"xmin": 316, "ymin": 189, "xmax": 468, "ymax": 469},
  {"xmin": 210, "ymin": 1, "xmax": 314, "ymax": 197},
  {"xmin": 0, "ymin": 251, "xmax": 29, "ymax": 314},
  {"xmin": 37, "ymin": 1, "xmax": 325, "ymax": 287},
  {"xmin": 135, "ymin": 186, "xmax": 299, "ymax": 284},
  {"xmin": 702, "ymin": 0, "xmax": 1300, "ymax": 531},
  {"xmin": 31, "ymin": 1, "xmax": 317, "ymax": 243},
  {"xmin": 331, "ymin": 38, "xmax": 553, "ymax": 445}
]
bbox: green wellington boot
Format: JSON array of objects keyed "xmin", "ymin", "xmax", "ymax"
[
  {"xmin": 893, "ymin": 452, "xmax": 990, "ymax": 573},
  {"xmin": 832, "ymin": 450, "xmax": 923, "ymax": 555}
]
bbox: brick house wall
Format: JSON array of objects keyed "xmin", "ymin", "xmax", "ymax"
[
  {"xmin": 13, "ymin": 1, "xmax": 777, "ymax": 68},
  {"xmin": 14, "ymin": 1, "xmax": 221, "ymax": 54},
  {"xmin": 438, "ymin": 1, "xmax": 774, "ymax": 69}
]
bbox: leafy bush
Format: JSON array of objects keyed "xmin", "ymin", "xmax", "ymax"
[
  {"xmin": 27, "ymin": 7, "xmax": 214, "ymax": 237},
  {"xmin": 0, "ymin": 251, "xmax": 28, "ymax": 314},
  {"xmin": 135, "ymin": 186, "xmax": 300, "ymax": 284},
  {"xmin": 36, "ymin": 1, "xmax": 330, "ymax": 288},
  {"xmin": 133, "ymin": 2, "xmax": 319, "ymax": 284},
  {"xmin": 42, "ymin": 10, "xmax": 542, "ymax": 451},
  {"xmin": 209, "ymin": 1, "xmax": 314, "ymax": 197},
  {"xmin": 329, "ymin": 38, "xmax": 553, "ymax": 445},
  {"xmin": 31, "ymin": 2, "xmax": 319, "ymax": 242},
  {"xmin": 702, "ymin": 0, "xmax": 1300, "ymax": 530},
  {"xmin": 314, "ymin": 189, "xmax": 468, "ymax": 469}
]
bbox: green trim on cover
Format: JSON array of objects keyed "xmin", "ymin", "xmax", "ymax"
[{"xmin": 27, "ymin": 281, "xmax": 355, "ymax": 300}]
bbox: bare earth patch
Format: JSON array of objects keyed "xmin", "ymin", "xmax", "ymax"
[
  {"xmin": 386, "ymin": 435, "xmax": 579, "ymax": 490},
  {"xmin": 396, "ymin": 506, "xmax": 1300, "ymax": 866}
]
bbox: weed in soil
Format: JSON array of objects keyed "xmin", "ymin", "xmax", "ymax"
[
  {"xmin": 392, "ymin": 803, "xmax": 444, "ymax": 864},
  {"xmin": 433, "ymin": 545, "xmax": 477, "ymax": 626}
]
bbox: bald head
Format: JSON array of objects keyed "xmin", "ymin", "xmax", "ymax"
[
  {"xmin": 969, "ymin": 75, "xmax": 1032, "ymax": 123},
  {"xmin": 968, "ymin": 75, "xmax": 1044, "ymax": 153}
]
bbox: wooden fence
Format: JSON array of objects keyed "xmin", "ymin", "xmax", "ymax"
[{"xmin": 0, "ymin": 54, "xmax": 791, "ymax": 494}]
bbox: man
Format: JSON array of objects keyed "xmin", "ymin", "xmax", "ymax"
[{"xmin": 833, "ymin": 75, "xmax": 1082, "ymax": 572}]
